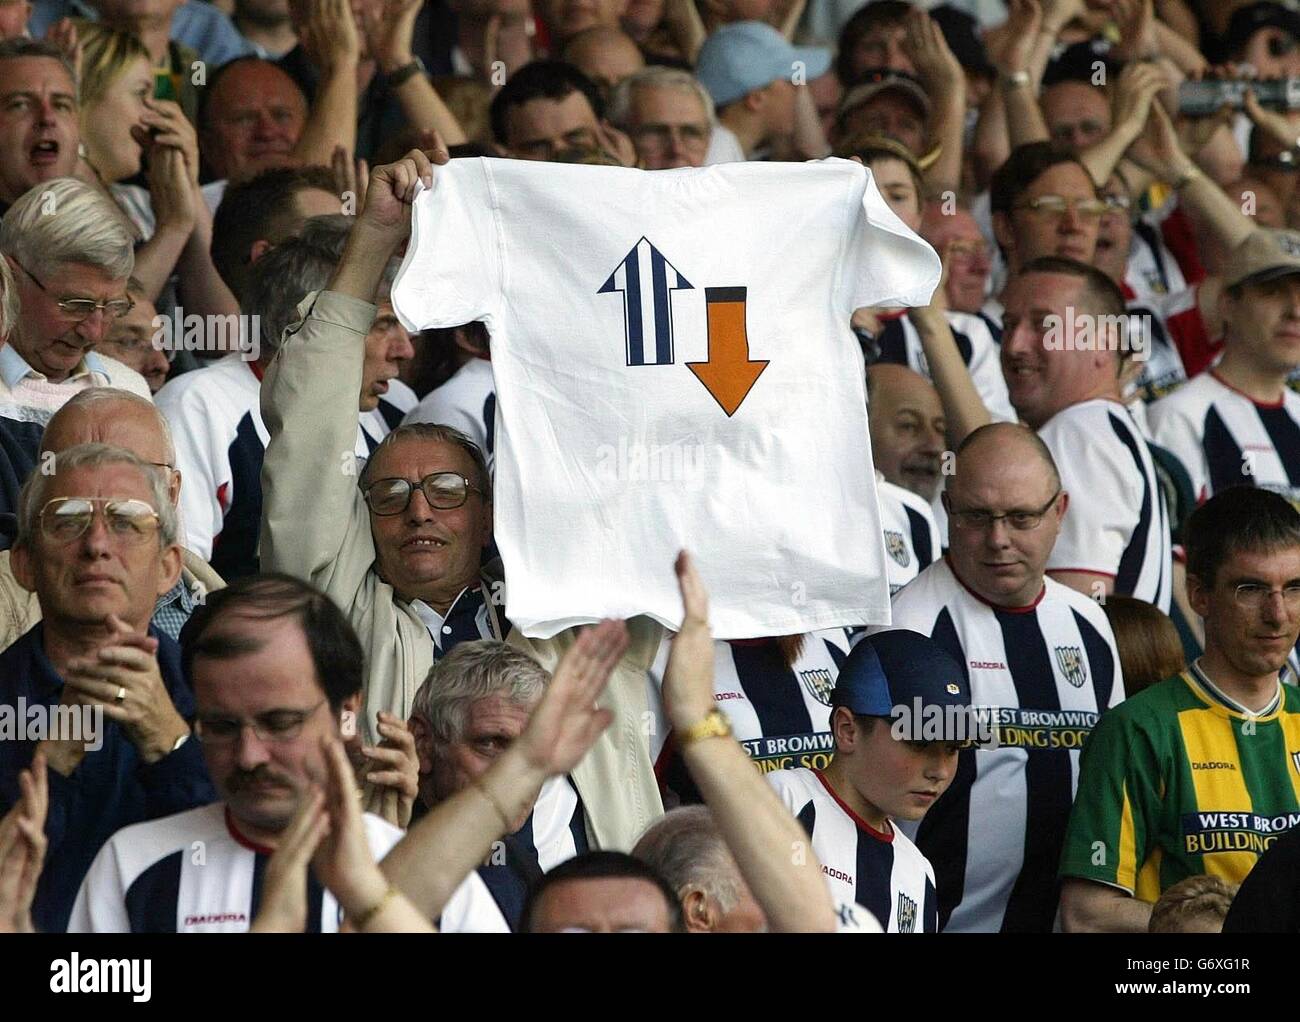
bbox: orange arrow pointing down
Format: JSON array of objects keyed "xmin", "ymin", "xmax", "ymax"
[{"xmin": 687, "ymin": 287, "xmax": 769, "ymax": 417}]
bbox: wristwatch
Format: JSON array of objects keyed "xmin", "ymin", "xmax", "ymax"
[
  {"xmin": 999, "ymin": 68, "xmax": 1031, "ymax": 91},
  {"xmin": 386, "ymin": 56, "xmax": 426, "ymax": 88},
  {"xmin": 678, "ymin": 709, "xmax": 733, "ymax": 747}
]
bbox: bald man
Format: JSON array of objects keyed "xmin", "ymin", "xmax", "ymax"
[
  {"xmin": 871, "ymin": 422, "xmax": 1123, "ymax": 932},
  {"xmin": 561, "ymin": 26, "xmax": 645, "ymax": 97},
  {"xmin": 0, "ymin": 389, "xmax": 224, "ymax": 652},
  {"xmin": 867, "ymin": 363, "xmax": 946, "ymax": 504}
]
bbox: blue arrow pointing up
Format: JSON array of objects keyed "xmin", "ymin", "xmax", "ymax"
[{"xmin": 598, "ymin": 237, "xmax": 694, "ymax": 366}]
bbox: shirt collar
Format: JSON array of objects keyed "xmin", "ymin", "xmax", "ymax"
[
  {"xmin": 155, "ymin": 577, "xmax": 193, "ymax": 616},
  {"xmin": 1189, "ymin": 660, "xmax": 1282, "ymax": 717},
  {"xmin": 0, "ymin": 345, "xmax": 107, "ymax": 388}
]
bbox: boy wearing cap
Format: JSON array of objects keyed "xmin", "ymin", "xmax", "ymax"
[
  {"xmin": 766, "ymin": 630, "xmax": 972, "ymax": 932},
  {"xmin": 1149, "ymin": 228, "xmax": 1300, "ymax": 508},
  {"xmin": 694, "ymin": 20, "xmax": 831, "ymax": 161}
]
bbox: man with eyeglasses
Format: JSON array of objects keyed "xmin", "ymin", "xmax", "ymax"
[
  {"xmin": 872, "ymin": 422, "xmax": 1123, "ymax": 932},
  {"xmin": 985, "ymin": 142, "xmax": 1103, "ymax": 331},
  {"xmin": 1062, "ymin": 486, "xmax": 1300, "ymax": 932},
  {"xmin": 607, "ymin": 67, "xmax": 717, "ymax": 171},
  {"xmin": 0, "ymin": 442, "xmax": 214, "ymax": 932},
  {"xmin": 67, "ymin": 572, "xmax": 412, "ymax": 933},
  {"xmin": 260, "ymin": 141, "xmax": 667, "ymax": 852},
  {"xmin": 1002, "ymin": 256, "xmax": 1173, "ymax": 612},
  {"xmin": 0, "ymin": 387, "xmax": 225, "ymax": 652},
  {"xmin": 0, "ymin": 177, "xmax": 152, "ymax": 424}
]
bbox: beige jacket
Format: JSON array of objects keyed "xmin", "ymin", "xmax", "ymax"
[
  {"xmin": 0, "ymin": 547, "xmax": 225, "ymax": 652},
  {"xmin": 259, "ymin": 290, "xmax": 664, "ymax": 851}
]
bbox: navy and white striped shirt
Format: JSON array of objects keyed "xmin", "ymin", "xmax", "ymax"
[
  {"xmin": 67, "ymin": 803, "xmax": 405, "ymax": 933},
  {"xmin": 1039, "ymin": 398, "xmax": 1172, "ymax": 612},
  {"xmin": 877, "ymin": 475, "xmax": 941, "ymax": 596},
  {"xmin": 768, "ymin": 767, "xmax": 938, "ymax": 932},
  {"xmin": 648, "ymin": 631, "xmax": 853, "ymax": 796},
  {"xmin": 872, "ymin": 558, "xmax": 1123, "ymax": 932},
  {"xmin": 1148, "ymin": 370, "xmax": 1300, "ymax": 506}
]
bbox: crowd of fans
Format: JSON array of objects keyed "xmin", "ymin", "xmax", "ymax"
[{"xmin": 4, "ymin": 0, "xmax": 1300, "ymax": 936}]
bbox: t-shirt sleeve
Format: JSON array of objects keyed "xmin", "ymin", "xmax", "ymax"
[
  {"xmin": 1059, "ymin": 709, "xmax": 1160, "ymax": 894},
  {"xmin": 838, "ymin": 163, "xmax": 942, "ymax": 313},
  {"xmin": 1043, "ymin": 416, "xmax": 1136, "ymax": 578},
  {"xmin": 389, "ymin": 160, "xmax": 502, "ymax": 332}
]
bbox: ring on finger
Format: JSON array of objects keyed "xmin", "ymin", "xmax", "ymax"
[{"xmin": 115, "ymin": 686, "xmax": 126, "ymax": 704}]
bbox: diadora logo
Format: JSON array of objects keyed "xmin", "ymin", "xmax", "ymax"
[
  {"xmin": 1191, "ymin": 761, "xmax": 1237, "ymax": 771},
  {"xmin": 598, "ymin": 237, "xmax": 768, "ymax": 416}
]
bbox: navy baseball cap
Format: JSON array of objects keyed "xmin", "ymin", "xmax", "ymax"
[
  {"xmin": 695, "ymin": 21, "xmax": 832, "ymax": 109},
  {"xmin": 830, "ymin": 630, "xmax": 970, "ymax": 720}
]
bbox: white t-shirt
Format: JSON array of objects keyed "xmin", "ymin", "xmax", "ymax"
[
  {"xmin": 704, "ymin": 122, "xmax": 748, "ymax": 165},
  {"xmin": 403, "ymin": 355, "xmax": 497, "ymax": 468},
  {"xmin": 391, "ymin": 157, "xmax": 940, "ymax": 639}
]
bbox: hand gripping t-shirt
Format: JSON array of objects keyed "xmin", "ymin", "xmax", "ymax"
[{"xmin": 391, "ymin": 158, "xmax": 941, "ymax": 639}]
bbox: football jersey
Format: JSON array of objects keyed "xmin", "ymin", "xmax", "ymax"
[
  {"xmin": 874, "ymin": 558, "xmax": 1124, "ymax": 932},
  {"xmin": 1061, "ymin": 665, "xmax": 1300, "ymax": 899},
  {"xmin": 647, "ymin": 630, "xmax": 853, "ymax": 789},
  {"xmin": 1039, "ymin": 398, "xmax": 1172, "ymax": 612},
  {"xmin": 390, "ymin": 157, "xmax": 940, "ymax": 640},
  {"xmin": 403, "ymin": 355, "xmax": 497, "ymax": 468},
  {"xmin": 876, "ymin": 474, "xmax": 940, "ymax": 596},
  {"xmin": 768, "ymin": 766, "xmax": 937, "ymax": 932},
  {"xmin": 156, "ymin": 354, "xmax": 416, "ymax": 573},
  {"xmin": 871, "ymin": 309, "xmax": 1016, "ymax": 421},
  {"xmin": 67, "ymin": 803, "xmax": 405, "ymax": 933},
  {"xmin": 1147, "ymin": 370, "xmax": 1300, "ymax": 507}
]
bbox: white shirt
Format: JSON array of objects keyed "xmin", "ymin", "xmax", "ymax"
[
  {"xmin": 391, "ymin": 157, "xmax": 940, "ymax": 639},
  {"xmin": 704, "ymin": 122, "xmax": 748, "ymax": 165},
  {"xmin": 1039, "ymin": 399, "xmax": 1172, "ymax": 612}
]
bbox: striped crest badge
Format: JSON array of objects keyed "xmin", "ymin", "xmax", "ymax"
[{"xmin": 1054, "ymin": 645, "xmax": 1087, "ymax": 689}]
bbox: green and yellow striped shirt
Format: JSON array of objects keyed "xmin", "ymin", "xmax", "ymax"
[{"xmin": 1061, "ymin": 667, "xmax": 1300, "ymax": 900}]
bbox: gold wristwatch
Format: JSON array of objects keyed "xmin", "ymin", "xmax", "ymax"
[{"xmin": 679, "ymin": 709, "xmax": 733, "ymax": 746}]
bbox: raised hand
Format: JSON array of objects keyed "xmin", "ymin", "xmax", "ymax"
[
  {"xmin": 313, "ymin": 735, "xmax": 389, "ymax": 923},
  {"xmin": 661, "ymin": 551, "xmax": 716, "ymax": 731},
  {"xmin": 294, "ymin": 0, "xmax": 362, "ymax": 75},
  {"xmin": 361, "ymin": 0, "xmax": 424, "ymax": 75},
  {"xmin": 0, "ymin": 752, "xmax": 48, "ymax": 934},
  {"xmin": 356, "ymin": 138, "xmax": 448, "ymax": 243},
  {"xmin": 248, "ymin": 787, "xmax": 328, "ymax": 933},
  {"xmin": 902, "ymin": 6, "xmax": 962, "ymax": 93},
  {"xmin": 358, "ymin": 711, "xmax": 419, "ymax": 829},
  {"xmin": 515, "ymin": 619, "xmax": 628, "ymax": 777}
]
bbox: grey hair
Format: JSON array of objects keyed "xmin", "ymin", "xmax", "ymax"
[
  {"xmin": 0, "ymin": 177, "xmax": 135, "ymax": 282},
  {"xmin": 410, "ymin": 640, "xmax": 548, "ymax": 746},
  {"xmin": 46, "ymin": 387, "xmax": 176, "ymax": 464},
  {"xmin": 0, "ymin": 37, "xmax": 78, "ymax": 96},
  {"xmin": 0, "ymin": 252, "xmax": 17, "ymax": 339},
  {"xmin": 606, "ymin": 66, "xmax": 716, "ymax": 130},
  {"xmin": 360, "ymin": 422, "xmax": 491, "ymax": 502},
  {"xmin": 15, "ymin": 442, "xmax": 178, "ymax": 551},
  {"xmin": 631, "ymin": 806, "xmax": 742, "ymax": 914},
  {"xmin": 299, "ymin": 213, "xmax": 403, "ymax": 291},
  {"xmin": 242, "ymin": 230, "xmax": 338, "ymax": 360}
]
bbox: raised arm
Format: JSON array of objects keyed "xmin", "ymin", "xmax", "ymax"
[
  {"xmin": 661, "ymin": 552, "xmax": 837, "ymax": 933},
  {"xmin": 288, "ymin": 0, "xmax": 361, "ymax": 169},
  {"xmin": 367, "ymin": 0, "xmax": 468, "ymax": 145},
  {"xmin": 258, "ymin": 146, "xmax": 447, "ymax": 594}
]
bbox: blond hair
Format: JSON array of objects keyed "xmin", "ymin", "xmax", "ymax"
[{"xmin": 73, "ymin": 20, "xmax": 151, "ymax": 110}]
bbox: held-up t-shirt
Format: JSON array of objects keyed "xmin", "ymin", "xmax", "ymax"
[{"xmin": 391, "ymin": 158, "xmax": 941, "ymax": 639}]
